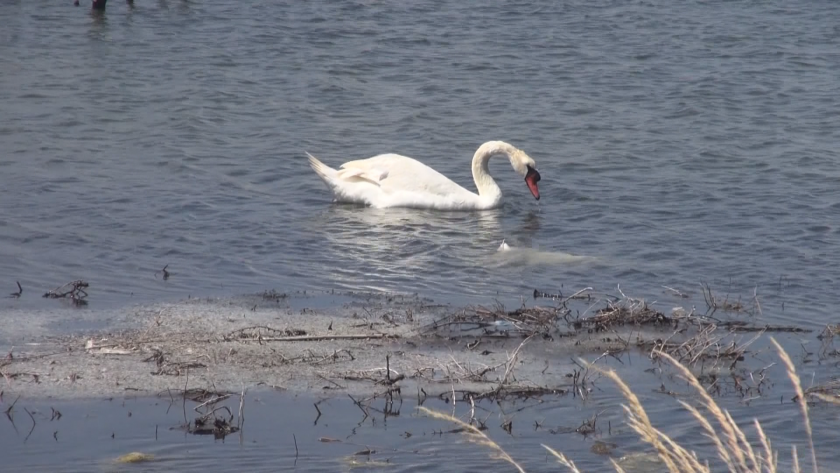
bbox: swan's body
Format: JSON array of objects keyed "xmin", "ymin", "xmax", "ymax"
[{"xmin": 307, "ymin": 141, "xmax": 541, "ymax": 210}]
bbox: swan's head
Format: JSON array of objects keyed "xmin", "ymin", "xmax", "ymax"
[
  {"xmin": 474, "ymin": 141, "xmax": 542, "ymax": 200},
  {"xmin": 511, "ymin": 149, "xmax": 541, "ymax": 201}
]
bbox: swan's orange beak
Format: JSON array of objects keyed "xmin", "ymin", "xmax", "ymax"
[{"xmin": 525, "ymin": 166, "xmax": 541, "ymax": 200}]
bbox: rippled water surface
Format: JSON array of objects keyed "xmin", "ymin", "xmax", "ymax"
[
  {"xmin": 1, "ymin": 0, "xmax": 839, "ymax": 470},
  {"xmin": 1, "ymin": 0, "xmax": 839, "ymax": 323}
]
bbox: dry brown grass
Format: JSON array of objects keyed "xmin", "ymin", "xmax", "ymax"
[
  {"xmin": 580, "ymin": 337, "xmax": 816, "ymax": 473},
  {"xmin": 770, "ymin": 338, "xmax": 818, "ymax": 473},
  {"xmin": 421, "ymin": 337, "xmax": 822, "ymax": 473}
]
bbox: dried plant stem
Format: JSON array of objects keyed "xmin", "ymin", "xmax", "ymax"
[
  {"xmin": 542, "ymin": 444, "xmax": 582, "ymax": 473},
  {"xmin": 417, "ymin": 406, "xmax": 525, "ymax": 473},
  {"xmin": 811, "ymin": 393, "xmax": 840, "ymax": 405},
  {"xmin": 585, "ymin": 345, "xmax": 812, "ymax": 473},
  {"xmin": 653, "ymin": 351, "xmax": 750, "ymax": 471},
  {"xmin": 609, "ymin": 458, "xmax": 628, "ymax": 473},
  {"xmin": 238, "ymin": 387, "xmax": 246, "ymax": 432},
  {"xmin": 501, "ymin": 334, "xmax": 535, "ymax": 385},
  {"xmin": 754, "ymin": 419, "xmax": 776, "ymax": 471},
  {"xmin": 770, "ymin": 337, "xmax": 817, "ymax": 473},
  {"xmin": 234, "ymin": 334, "xmax": 396, "ymax": 342},
  {"xmin": 591, "ymin": 365, "xmax": 683, "ymax": 473}
]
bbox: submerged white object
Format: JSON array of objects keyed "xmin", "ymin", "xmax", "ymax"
[
  {"xmin": 307, "ymin": 140, "xmax": 541, "ymax": 210},
  {"xmin": 491, "ymin": 243, "xmax": 592, "ymax": 266}
]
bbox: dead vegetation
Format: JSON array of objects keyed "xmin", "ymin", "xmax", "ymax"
[
  {"xmin": 572, "ymin": 295, "xmax": 672, "ymax": 331},
  {"xmin": 422, "ymin": 340, "xmax": 826, "ymax": 473},
  {"xmin": 161, "ymin": 373, "xmax": 246, "ymax": 440},
  {"xmin": 42, "ymin": 280, "xmax": 89, "ymax": 306},
  {"xmin": 1, "ymin": 284, "xmax": 835, "ymax": 471},
  {"xmin": 0, "ymin": 284, "xmax": 822, "ymax": 431},
  {"xmin": 154, "ymin": 264, "xmax": 171, "ymax": 281},
  {"xmin": 408, "ymin": 283, "xmax": 815, "ymax": 406},
  {"xmin": 425, "ymin": 285, "xmax": 760, "ymax": 342},
  {"xmin": 9, "ymin": 281, "xmax": 22, "ymax": 298}
]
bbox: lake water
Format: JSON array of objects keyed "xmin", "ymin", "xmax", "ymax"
[
  {"xmin": 3, "ymin": 384, "xmax": 838, "ymax": 473},
  {"xmin": 1, "ymin": 0, "xmax": 839, "ymax": 470}
]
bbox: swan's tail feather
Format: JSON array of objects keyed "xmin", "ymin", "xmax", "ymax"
[{"xmin": 307, "ymin": 152, "xmax": 335, "ymax": 183}]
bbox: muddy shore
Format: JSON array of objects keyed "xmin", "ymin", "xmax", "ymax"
[
  {"xmin": 5, "ymin": 288, "xmax": 840, "ymax": 472},
  {"xmin": 2, "ymin": 288, "xmax": 812, "ymax": 403},
  {"xmin": 1, "ymin": 291, "xmax": 599, "ymax": 400}
]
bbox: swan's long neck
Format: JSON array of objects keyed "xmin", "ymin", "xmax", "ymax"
[{"xmin": 470, "ymin": 141, "xmax": 518, "ymax": 204}]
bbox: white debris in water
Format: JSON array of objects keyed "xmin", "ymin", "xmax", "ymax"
[{"xmin": 491, "ymin": 241, "xmax": 594, "ymax": 266}]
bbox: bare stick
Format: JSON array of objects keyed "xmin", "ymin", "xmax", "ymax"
[
  {"xmin": 316, "ymin": 374, "xmax": 346, "ymax": 390},
  {"xmin": 42, "ymin": 280, "xmax": 88, "ymax": 303},
  {"xmin": 194, "ymin": 405, "xmax": 233, "ymax": 425},
  {"xmin": 232, "ymin": 334, "xmax": 398, "ymax": 343},
  {"xmin": 10, "ymin": 281, "xmax": 22, "ymax": 298},
  {"xmin": 4, "ymin": 395, "xmax": 19, "ymax": 416},
  {"xmin": 238, "ymin": 387, "xmax": 246, "ymax": 443},
  {"xmin": 155, "ymin": 264, "xmax": 170, "ymax": 280},
  {"xmin": 662, "ymin": 285, "xmax": 688, "ymax": 298},
  {"xmin": 193, "ymin": 394, "xmax": 232, "ymax": 412},
  {"xmin": 182, "ymin": 367, "xmax": 189, "ymax": 427},
  {"xmin": 616, "ymin": 284, "xmax": 627, "ymax": 299},
  {"xmin": 23, "ymin": 407, "xmax": 36, "ymax": 443},
  {"xmin": 347, "ymin": 394, "xmax": 369, "ymax": 418},
  {"xmin": 562, "ymin": 287, "xmax": 593, "ymax": 304},
  {"xmin": 501, "ymin": 334, "xmax": 535, "ymax": 385},
  {"xmin": 293, "ymin": 434, "xmax": 299, "ymax": 465}
]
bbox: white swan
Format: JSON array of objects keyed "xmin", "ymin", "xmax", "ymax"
[{"xmin": 306, "ymin": 141, "xmax": 541, "ymax": 210}]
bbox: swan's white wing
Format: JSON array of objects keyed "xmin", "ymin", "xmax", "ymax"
[
  {"xmin": 335, "ymin": 167, "xmax": 389, "ymax": 186},
  {"xmin": 341, "ymin": 154, "xmax": 473, "ymax": 197}
]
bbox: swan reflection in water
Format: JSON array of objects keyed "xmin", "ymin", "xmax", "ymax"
[{"xmin": 308, "ymin": 205, "xmax": 592, "ymax": 294}]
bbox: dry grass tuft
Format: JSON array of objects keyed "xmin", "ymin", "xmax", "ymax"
[
  {"xmin": 582, "ymin": 339, "xmax": 817, "ymax": 473},
  {"xmin": 420, "ymin": 339, "xmax": 822, "ymax": 473}
]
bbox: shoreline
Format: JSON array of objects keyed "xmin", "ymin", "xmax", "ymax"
[
  {"xmin": 0, "ymin": 288, "xmax": 814, "ymax": 402},
  {"xmin": 3, "ymin": 289, "xmax": 839, "ymax": 471}
]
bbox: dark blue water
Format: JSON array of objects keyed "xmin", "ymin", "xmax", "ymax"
[
  {"xmin": 3, "ymin": 385, "xmax": 837, "ymax": 472},
  {"xmin": 1, "ymin": 0, "xmax": 838, "ymax": 327}
]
